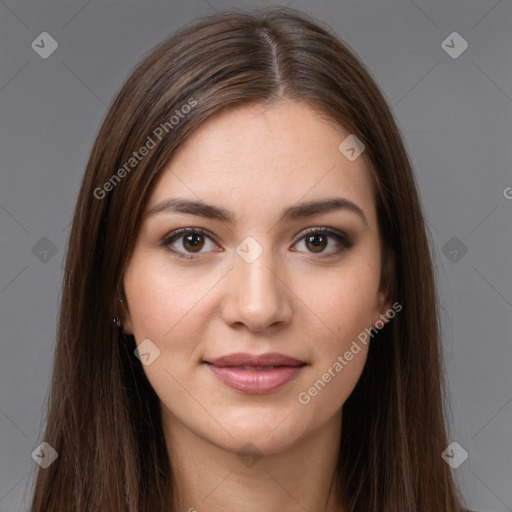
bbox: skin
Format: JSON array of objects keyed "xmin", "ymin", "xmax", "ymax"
[{"xmin": 120, "ymin": 98, "xmax": 392, "ymax": 512}]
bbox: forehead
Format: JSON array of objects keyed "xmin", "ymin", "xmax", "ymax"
[{"xmin": 146, "ymin": 99, "xmax": 377, "ymax": 229}]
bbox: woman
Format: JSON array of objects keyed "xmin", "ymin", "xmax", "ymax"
[{"xmin": 30, "ymin": 7, "xmax": 470, "ymax": 511}]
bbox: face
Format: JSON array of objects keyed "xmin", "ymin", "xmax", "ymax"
[{"xmin": 120, "ymin": 99, "xmax": 391, "ymax": 456}]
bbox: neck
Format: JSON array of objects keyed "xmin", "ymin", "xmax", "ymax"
[{"xmin": 162, "ymin": 407, "xmax": 344, "ymax": 512}]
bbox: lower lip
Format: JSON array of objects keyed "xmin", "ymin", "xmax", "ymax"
[{"xmin": 205, "ymin": 364, "xmax": 305, "ymax": 394}]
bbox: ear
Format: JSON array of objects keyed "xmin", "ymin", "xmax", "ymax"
[
  {"xmin": 116, "ymin": 291, "xmax": 134, "ymax": 335},
  {"xmin": 372, "ymin": 248, "xmax": 396, "ymax": 327}
]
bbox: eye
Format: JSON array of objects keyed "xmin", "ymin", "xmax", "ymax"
[
  {"xmin": 291, "ymin": 227, "xmax": 353, "ymax": 257},
  {"xmin": 160, "ymin": 227, "xmax": 219, "ymax": 259},
  {"xmin": 160, "ymin": 226, "xmax": 353, "ymax": 260}
]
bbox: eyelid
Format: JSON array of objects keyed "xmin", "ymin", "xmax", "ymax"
[
  {"xmin": 160, "ymin": 226, "xmax": 353, "ymax": 259},
  {"xmin": 160, "ymin": 226, "xmax": 217, "ymax": 244},
  {"xmin": 291, "ymin": 226, "xmax": 353, "ymax": 247}
]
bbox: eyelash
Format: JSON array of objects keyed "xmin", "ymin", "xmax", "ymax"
[{"xmin": 159, "ymin": 226, "xmax": 354, "ymax": 260}]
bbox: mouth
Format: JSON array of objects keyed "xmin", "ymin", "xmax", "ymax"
[
  {"xmin": 202, "ymin": 352, "xmax": 307, "ymax": 394},
  {"xmin": 203, "ymin": 352, "xmax": 306, "ymax": 367}
]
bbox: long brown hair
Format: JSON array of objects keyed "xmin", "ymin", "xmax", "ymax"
[{"xmin": 30, "ymin": 7, "xmax": 467, "ymax": 511}]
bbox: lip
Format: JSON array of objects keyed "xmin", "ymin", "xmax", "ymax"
[
  {"xmin": 203, "ymin": 352, "xmax": 306, "ymax": 394},
  {"xmin": 205, "ymin": 352, "xmax": 305, "ymax": 367}
]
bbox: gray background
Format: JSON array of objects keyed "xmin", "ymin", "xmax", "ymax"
[{"xmin": 0, "ymin": 0, "xmax": 511, "ymax": 511}]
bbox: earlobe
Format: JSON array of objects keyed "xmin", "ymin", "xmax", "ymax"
[
  {"xmin": 373, "ymin": 248, "xmax": 396, "ymax": 326},
  {"xmin": 117, "ymin": 297, "xmax": 134, "ymax": 335},
  {"xmin": 372, "ymin": 298, "xmax": 393, "ymax": 328}
]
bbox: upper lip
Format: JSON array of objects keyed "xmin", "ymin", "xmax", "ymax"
[{"xmin": 204, "ymin": 352, "xmax": 305, "ymax": 367}]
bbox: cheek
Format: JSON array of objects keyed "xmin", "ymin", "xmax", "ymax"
[
  {"xmin": 293, "ymin": 264, "xmax": 377, "ymax": 420},
  {"xmin": 122, "ymin": 255, "xmax": 207, "ymax": 396},
  {"xmin": 124, "ymin": 253, "xmax": 210, "ymax": 340},
  {"xmin": 298, "ymin": 259, "xmax": 382, "ymax": 352}
]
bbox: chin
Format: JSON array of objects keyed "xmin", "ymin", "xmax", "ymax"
[
  {"xmin": 206, "ymin": 412, "xmax": 309, "ymax": 455},
  {"xmin": 214, "ymin": 431, "xmax": 300, "ymax": 459}
]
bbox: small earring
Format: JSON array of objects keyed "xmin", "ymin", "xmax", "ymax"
[{"xmin": 114, "ymin": 296, "xmax": 128, "ymax": 333}]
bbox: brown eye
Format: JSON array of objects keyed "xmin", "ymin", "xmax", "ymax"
[
  {"xmin": 160, "ymin": 228, "xmax": 217, "ymax": 259},
  {"xmin": 304, "ymin": 233, "xmax": 328, "ymax": 253},
  {"xmin": 182, "ymin": 233, "xmax": 205, "ymax": 252},
  {"xmin": 293, "ymin": 227, "xmax": 353, "ymax": 257}
]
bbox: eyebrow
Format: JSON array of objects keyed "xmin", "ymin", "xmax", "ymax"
[{"xmin": 145, "ymin": 197, "xmax": 368, "ymax": 226}]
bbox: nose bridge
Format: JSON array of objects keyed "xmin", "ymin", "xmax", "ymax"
[{"xmin": 222, "ymin": 237, "xmax": 292, "ymax": 330}]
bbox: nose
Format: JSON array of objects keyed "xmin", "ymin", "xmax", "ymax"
[{"xmin": 220, "ymin": 246, "xmax": 293, "ymax": 332}]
